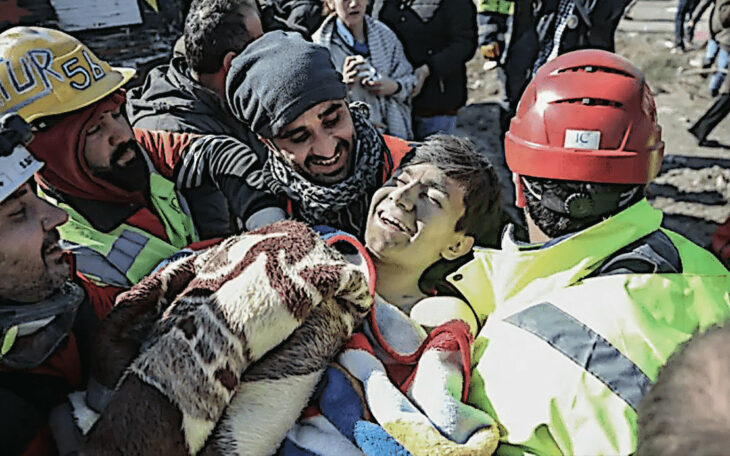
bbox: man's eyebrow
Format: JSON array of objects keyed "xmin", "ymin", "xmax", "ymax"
[
  {"xmin": 318, "ymin": 103, "xmax": 342, "ymax": 119},
  {"xmin": 278, "ymin": 126, "xmax": 307, "ymax": 139}
]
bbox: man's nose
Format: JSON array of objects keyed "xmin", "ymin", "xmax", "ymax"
[
  {"xmin": 108, "ymin": 114, "xmax": 129, "ymax": 146},
  {"xmin": 39, "ymin": 199, "xmax": 68, "ymax": 232},
  {"xmin": 311, "ymin": 132, "xmax": 339, "ymax": 159}
]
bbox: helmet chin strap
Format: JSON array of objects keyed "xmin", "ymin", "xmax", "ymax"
[{"xmin": 521, "ymin": 178, "xmax": 639, "ymax": 219}]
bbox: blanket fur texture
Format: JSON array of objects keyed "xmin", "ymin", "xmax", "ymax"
[{"xmin": 83, "ymin": 221, "xmax": 373, "ymax": 455}]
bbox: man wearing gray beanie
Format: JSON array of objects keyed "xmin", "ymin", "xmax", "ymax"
[{"xmin": 226, "ymin": 30, "xmax": 411, "ymax": 238}]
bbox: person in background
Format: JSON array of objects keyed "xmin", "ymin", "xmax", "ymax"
[
  {"xmin": 675, "ymin": 0, "xmax": 700, "ymax": 50},
  {"xmin": 689, "ymin": 0, "xmax": 730, "ymax": 145},
  {"xmin": 126, "ymin": 0, "xmax": 282, "ymax": 239},
  {"xmin": 260, "ymin": 0, "xmax": 325, "ymax": 38},
  {"xmin": 313, "ymin": 0, "xmax": 417, "ymax": 139},
  {"xmin": 687, "ymin": 0, "xmax": 714, "ymax": 46},
  {"xmin": 128, "ymin": 0, "xmax": 263, "ymax": 140},
  {"xmin": 371, "ymin": 0, "xmax": 477, "ymax": 140},
  {"xmin": 477, "ymin": 0, "xmax": 627, "ymax": 134}
]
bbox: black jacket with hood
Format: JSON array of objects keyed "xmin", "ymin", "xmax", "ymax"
[
  {"xmin": 372, "ymin": 0, "xmax": 477, "ymax": 115},
  {"xmin": 126, "ymin": 57, "xmax": 284, "ymax": 239},
  {"xmin": 127, "ymin": 57, "xmax": 260, "ymax": 143}
]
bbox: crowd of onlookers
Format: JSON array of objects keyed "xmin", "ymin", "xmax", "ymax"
[{"xmin": 0, "ymin": 1, "xmax": 728, "ymax": 455}]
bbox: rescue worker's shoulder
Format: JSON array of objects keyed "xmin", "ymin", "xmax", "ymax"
[
  {"xmin": 662, "ymin": 228, "xmax": 730, "ymax": 275},
  {"xmin": 133, "ymin": 128, "xmax": 199, "ymax": 179}
]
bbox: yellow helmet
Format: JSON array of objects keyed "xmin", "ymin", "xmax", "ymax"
[{"xmin": 0, "ymin": 26, "xmax": 135, "ymax": 123}]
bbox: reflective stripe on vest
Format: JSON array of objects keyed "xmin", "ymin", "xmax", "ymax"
[
  {"xmin": 504, "ymin": 302, "xmax": 653, "ymax": 411},
  {"xmin": 147, "ymin": 173, "xmax": 198, "ymax": 249},
  {"xmin": 478, "ymin": 0, "xmax": 514, "ymax": 15},
  {"xmin": 38, "ymin": 174, "xmax": 198, "ymax": 287},
  {"xmin": 65, "ymin": 243, "xmax": 134, "ymax": 288},
  {"xmin": 107, "ymin": 229, "xmax": 149, "ymax": 274}
]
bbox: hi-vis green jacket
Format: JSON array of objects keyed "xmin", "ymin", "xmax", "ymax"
[
  {"xmin": 39, "ymin": 172, "xmax": 198, "ymax": 288},
  {"xmin": 446, "ymin": 199, "xmax": 730, "ymax": 456}
]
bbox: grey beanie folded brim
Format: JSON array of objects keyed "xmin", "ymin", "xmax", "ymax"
[{"xmin": 226, "ymin": 30, "xmax": 347, "ymax": 139}]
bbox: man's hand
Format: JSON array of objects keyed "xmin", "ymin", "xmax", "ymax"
[
  {"xmin": 363, "ymin": 76, "xmax": 399, "ymax": 96},
  {"xmin": 411, "ymin": 64, "xmax": 430, "ymax": 98},
  {"xmin": 480, "ymin": 42, "xmax": 501, "ymax": 60}
]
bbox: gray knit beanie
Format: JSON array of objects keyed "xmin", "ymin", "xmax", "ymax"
[{"xmin": 226, "ymin": 30, "xmax": 347, "ymax": 139}]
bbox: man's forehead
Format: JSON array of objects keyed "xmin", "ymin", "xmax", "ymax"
[{"xmin": 289, "ymin": 100, "xmax": 343, "ymax": 125}]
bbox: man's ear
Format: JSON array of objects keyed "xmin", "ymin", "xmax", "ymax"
[
  {"xmin": 222, "ymin": 51, "xmax": 237, "ymax": 75},
  {"xmin": 513, "ymin": 173, "xmax": 526, "ymax": 208},
  {"xmin": 441, "ymin": 234, "xmax": 474, "ymax": 261}
]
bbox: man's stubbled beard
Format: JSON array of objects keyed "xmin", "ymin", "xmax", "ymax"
[
  {"xmin": 299, "ymin": 134, "xmax": 355, "ymax": 185},
  {"xmin": 91, "ymin": 139, "xmax": 149, "ymax": 192}
]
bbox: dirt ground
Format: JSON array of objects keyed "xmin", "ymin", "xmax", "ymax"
[{"xmin": 456, "ymin": 0, "xmax": 730, "ymax": 249}]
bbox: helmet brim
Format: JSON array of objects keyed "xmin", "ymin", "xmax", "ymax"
[{"xmin": 21, "ymin": 66, "xmax": 136, "ymax": 123}]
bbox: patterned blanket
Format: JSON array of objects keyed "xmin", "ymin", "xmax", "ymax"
[
  {"xmin": 83, "ymin": 221, "xmax": 373, "ymax": 455},
  {"xmin": 280, "ymin": 297, "xmax": 500, "ymax": 456}
]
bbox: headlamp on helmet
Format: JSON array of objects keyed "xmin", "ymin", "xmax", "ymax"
[{"xmin": 0, "ymin": 113, "xmax": 43, "ymax": 203}]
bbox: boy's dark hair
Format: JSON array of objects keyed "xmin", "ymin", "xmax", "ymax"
[
  {"xmin": 522, "ymin": 176, "xmax": 645, "ymax": 239},
  {"xmin": 405, "ymin": 134, "xmax": 502, "ymax": 248},
  {"xmin": 184, "ymin": 0, "xmax": 258, "ymax": 75},
  {"xmin": 405, "ymin": 135, "xmax": 502, "ymax": 295},
  {"xmin": 637, "ymin": 325, "xmax": 730, "ymax": 456}
]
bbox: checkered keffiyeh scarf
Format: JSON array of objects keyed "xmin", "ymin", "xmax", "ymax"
[
  {"xmin": 262, "ymin": 103, "xmax": 388, "ymax": 238},
  {"xmin": 533, "ymin": 0, "xmax": 576, "ymax": 74}
]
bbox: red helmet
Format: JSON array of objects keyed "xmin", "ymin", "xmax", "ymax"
[{"xmin": 505, "ymin": 49, "xmax": 664, "ymax": 185}]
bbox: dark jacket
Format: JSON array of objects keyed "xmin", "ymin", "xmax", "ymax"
[
  {"xmin": 479, "ymin": 0, "xmax": 626, "ymax": 110},
  {"xmin": 478, "ymin": 0, "xmax": 538, "ymax": 109},
  {"xmin": 372, "ymin": 0, "xmax": 477, "ymax": 115},
  {"xmin": 542, "ymin": 0, "xmax": 626, "ymax": 54},
  {"xmin": 127, "ymin": 57, "xmax": 257, "ymax": 143},
  {"xmin": 260, "ymin": 0, "xmax": 325, "ymax": 38},
  {"xmin": 126, "ymin": 58, "xmax": 283, "ymax": 238}
]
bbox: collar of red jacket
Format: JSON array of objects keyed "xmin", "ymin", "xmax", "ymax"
[{"xmin": 29, "ymin": 91, "xmax": 146, "ymax": 206}]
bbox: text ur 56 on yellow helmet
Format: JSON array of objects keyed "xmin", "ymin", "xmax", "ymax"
[{"xmin": 0, "ymin": 26, "xmax": 135, "ymax": 123}]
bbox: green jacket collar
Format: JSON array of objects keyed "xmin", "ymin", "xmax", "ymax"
[{"xmin": 448, "ymin": 199, "xmax": 663, "ymax": 321}]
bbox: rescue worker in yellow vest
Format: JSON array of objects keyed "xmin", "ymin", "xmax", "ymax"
[
  {"xmin": 446, "ymin": 50, "xmax": 730, "ymax": 455},
  {"xmin": 0, "ymin": 27, "xmax": 284, "ymax": 288}
]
